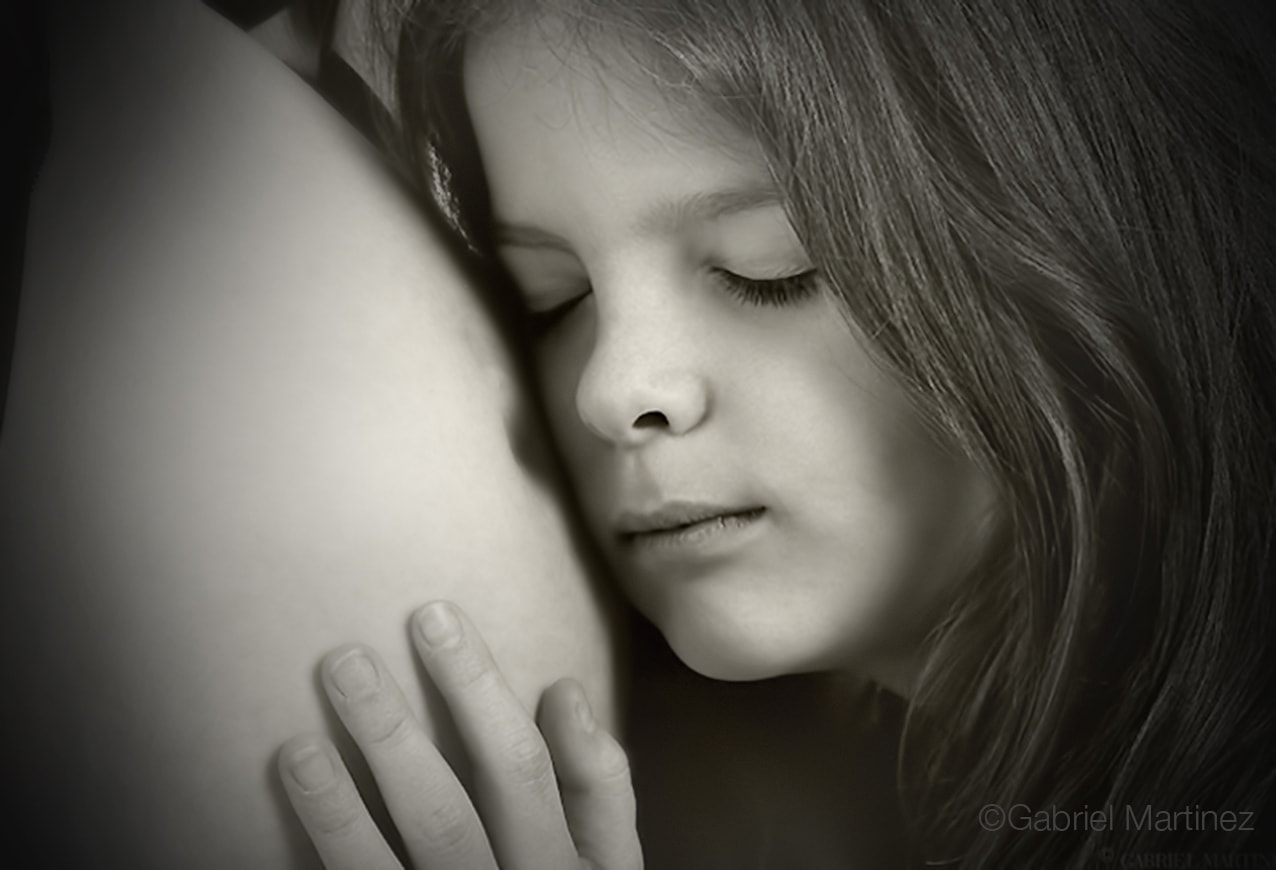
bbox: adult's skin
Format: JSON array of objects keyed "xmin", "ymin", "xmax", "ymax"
[{"xmin": 0, "ymin": 1, "xmax": 618, "ymax": 866}]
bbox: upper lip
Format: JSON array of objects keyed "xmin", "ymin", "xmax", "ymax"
[{"xmin": 615, "ymin": 501, "xmax": 761, "ymax": 537}]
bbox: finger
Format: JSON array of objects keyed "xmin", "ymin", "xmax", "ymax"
[
  {"xmin": 321, "ymin": 643, "xmax": 498, "ymax": 870},
  {"xmin": 411, "ymin": 601, "xmax": 579, "ymax": 870},
  {"xmin": 277, "ymin": 734, "xmax": 402, "ymax": 870},
  {"xmin": 540, "ymin": 680, "xmax": 643, "ymax": 870}
]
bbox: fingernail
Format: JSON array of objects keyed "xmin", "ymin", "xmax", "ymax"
[
  {"xmin": 575, "ymin": 686, "xmax": 597, "ymax": 735},
  {"xmin": 416, "ymin": 602, "xmax": 461, "ymax": 649},
  {"xmin": 330, "ymin": 648, "xmax": 379, "ymax": 701},
  {"xmin": 287, "ymin": 744, "xmax": 333, "ymax": 792}
]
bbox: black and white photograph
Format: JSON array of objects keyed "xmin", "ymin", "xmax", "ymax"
[{"xmin": 3, "ymin": 0, "xmax": 1275, "ymax": 866}]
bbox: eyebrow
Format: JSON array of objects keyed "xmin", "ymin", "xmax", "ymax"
[{"xmin": 493, "ymin": 183, "xmax": 785, "ymax": 251}]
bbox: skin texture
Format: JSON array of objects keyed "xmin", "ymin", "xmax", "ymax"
[
  {"xmin": 257, "ymin": 12, "xmax": 927, "ymax": 866},
  {"xmin": 275, "ymin": 603, "xmax": 642, "ymax": 870},
  {"xmin": 0, "ymin": 2, "xmax": 617, "ymax": 867},
  {"xmin": 465, "ymin": 23, "xmax": 995, "ymax": 688}
]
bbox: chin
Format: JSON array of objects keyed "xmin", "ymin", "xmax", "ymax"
[{"xmin": 657, "ymin": 612, "xmax": 821, "ymax": 683}]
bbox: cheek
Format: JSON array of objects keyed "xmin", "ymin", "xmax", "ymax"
[
  {"xmin": 816, "ymin": 396, "xmax": 979, "ymax": 553},
  {"xmin": 533, "ymin": 339, "xmax": 601, "ymax": 492},
  {"xmin": 763, "ymin": 329, "xmax": 983, "ymax": 568},
  {"xmin": 835, "ymin": 434, "xmax": 993, "ymax": 627}
]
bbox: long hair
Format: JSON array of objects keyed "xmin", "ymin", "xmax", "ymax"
[{"xmin": 352, "ymin": 0, "xmax": 1276, "ymax": 864}]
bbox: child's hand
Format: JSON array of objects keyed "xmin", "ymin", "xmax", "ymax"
[{"xmin": 277, "ymin": 601, "xmax": 642, "ymax": 870}]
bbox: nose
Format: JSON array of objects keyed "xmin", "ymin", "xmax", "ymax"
[{"xmin": 574, "ymin": 300, "xmax": 711, "ymax": 448}]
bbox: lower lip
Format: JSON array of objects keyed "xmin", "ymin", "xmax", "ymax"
[{"xmin": 621, "ymin": 508, "xmax": 767, "ymax": 556}]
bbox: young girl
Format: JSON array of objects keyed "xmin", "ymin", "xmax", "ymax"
[{"xmin": 276, "ymin": 0, "xmax": 1276, "ymax": 866}]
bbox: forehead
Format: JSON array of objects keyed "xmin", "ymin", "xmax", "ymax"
[
  {"xmin": 462, "ymin": 21, "xmax": 786, "ymax": 257},
  {"xmin": 463, "ymin": 19, "xmax": 769, "ymax": 184}
]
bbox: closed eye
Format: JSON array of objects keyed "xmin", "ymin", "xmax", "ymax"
[
  {"xmin": 711, "ymin": 267, "xmax": 821, "ymax": 307},
  {"xmin": 526, "ymin": 290, "xmax": 591, "ymax": 334}
]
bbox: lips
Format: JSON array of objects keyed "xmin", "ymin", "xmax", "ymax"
[{"xmin": 615, "ymin": 501, "xmax": 766, "ymax": 542}]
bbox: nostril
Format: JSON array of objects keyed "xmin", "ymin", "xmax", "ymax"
[{"xmin": 633, "ymin": 410, "xmax": 668, "ymax": 429}]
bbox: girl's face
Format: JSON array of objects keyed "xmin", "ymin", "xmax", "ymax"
[{"xmin": 465, "ymin": 26, "xmax": 993, "ymax": 685}]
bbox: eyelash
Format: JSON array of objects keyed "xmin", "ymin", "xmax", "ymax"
[
  {"xmin": 522, "ymin": 267, "xmax": 820, "ymax": 333},
  {"xmin": 711, "ymin": 268, "xmax": 821, "ymax": 308},
  {"xmin": 525, "ymin": 293, "xmax": 588, "ymax": 334}
]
